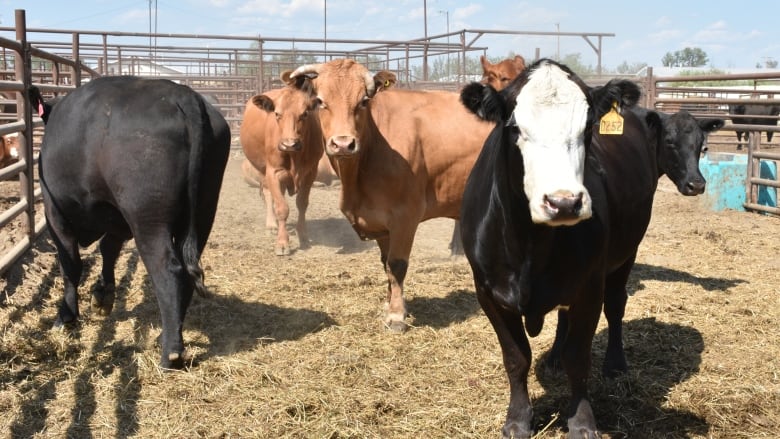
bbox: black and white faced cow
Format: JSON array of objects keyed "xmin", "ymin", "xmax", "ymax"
[
  {"xmin": 34, "ymin": 76, "xmax": 230, "ymax": 369},
  {"xmin": 459, "ymin": 58, "xmax": 651, "ymax": 438},
  {"xmin": 546, "ymin": 107, "xmax": 724, "ymax": 378}
]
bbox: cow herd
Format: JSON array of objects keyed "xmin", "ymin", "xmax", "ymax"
[{"xmin": 18, "ymin": 57, "xmax": 747, "ymax": 438}]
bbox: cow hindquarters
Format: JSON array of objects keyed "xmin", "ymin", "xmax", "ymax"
[
  {"xmin": 134, "ymin": 227, "xmax": 193, "ymax": 369},
  {"xmin": 476, "ymin": 283, "xmax": 534, "ymax": 438}
]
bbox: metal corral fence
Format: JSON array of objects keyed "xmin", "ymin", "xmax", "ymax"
[
  {"xmin": 0, "ymin": 10, "xmax": 99, "ymax": 277},
  {"xmin": 639, "ymin": 68, "xmax": 780, "ymax": 216},
  {"xmin": 1, "ymin": 8, "xmax": 779, "ymax": 278}
]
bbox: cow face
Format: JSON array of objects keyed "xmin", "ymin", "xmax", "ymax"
[
  {"xmin": 251, "ymin": 83, "xmax": 319, "ymax": 153},
  {"xmin": 1, "ymin": 133, "xmax": 20, "ymax": 167},
  {"xmin": 461, "ymin": 59, "xmax": 641, "ymax": 226},
  {"xmin": 286, "ymin": 59, "xmax": 396, "ymax": 157},
  {"xmin": 658, "ymin": 110, "xmax": 724, "ymax": 195},
  {"xmin": 480, "ymin": 55, "xmax": 526, "ymax": 91}
]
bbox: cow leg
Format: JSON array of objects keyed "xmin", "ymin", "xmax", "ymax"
[
  {"xmin": 92, "ymin": 233, "xmax": 125, "ymax": 316},
  {"xmin": 448, "ymin": 221, "xmax": 464, "ymax": 257},
  {"xmin": 48, "ymin": 221, "xmax": 83, "ymax": 327},
  {"xmin": 134, "ymin": 230, "xmax": 192, "ymax": 369},
  {"xmin": 261, "ymin": 187, "xmax": 277, "ymax": 231},
  {"xmin": 376, "ymin": 233, "xmax": 412, "ymax": 332},
  {"xmin": 294, "ymin": 178, "xmax": 314, "ymax": 250},
  {"xmin": 544, "ymin": 309, "xmax": 568, "ymax": 372},
  {"xmin": 602, "ymin": 256, "xmax": 635, "ymax": 377},
  {"xmin": 266, "ymin": 168, "xmax": 291, "ymax": 256},
  {"xmin": 561, "ymin": 287, "xmax": 603, "ymax": 438},
  {"xmin": 477, "ymin": 286, "xmax": 534, "ymax": 438}
]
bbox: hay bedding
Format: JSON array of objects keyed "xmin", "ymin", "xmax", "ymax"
[{"xmin": 0, "ymin": 152, "xmax": 778, "ymax": 438}]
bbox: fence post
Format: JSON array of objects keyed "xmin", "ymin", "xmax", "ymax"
[
  {"xmin": 14, "ymin": 9, "xmax": 36, "ymax": 242},
  {"xmin": 71, "ymin": 32, "xmax": 80, "ymax": 85}
]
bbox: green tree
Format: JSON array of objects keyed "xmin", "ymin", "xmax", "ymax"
[
  {"xmin": 615, "ymin": 61, "xmax": 648, "ymax": 75},
  {"xmin": 661, "ymin": 47, "xmax": 709, "ymax": 67}
]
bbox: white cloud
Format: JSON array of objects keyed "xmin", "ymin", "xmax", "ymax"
[{"xmin": 453, "ymin": 4, "xmax": 482, "ymax": 21}]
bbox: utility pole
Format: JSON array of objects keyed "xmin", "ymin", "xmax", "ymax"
[{"xmin": 423, "ymin": 0, "xmax": 428, "ymax": 81}]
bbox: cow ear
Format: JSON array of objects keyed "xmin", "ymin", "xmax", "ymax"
[
  {"xmin": 460, "ymin": 82, "xmax": 505, "ymax": 123},
  {"xmin": 251, "ymin": 94, "xmax": 275, "ymax": 113},
  {"xmin": 590, "ymin": 79, "xmax": 641, "ymax": 119},
  {"xmin": 480, "ymin": 55, "xmax": 490, "ymax": 70},
  {"xmin": 699, "ymin": 118, "xmax": 725, "ymax": 133},
  {"xmin": 374, "ymin": 71, "xmax": 396, "ymax": 92},
  {"xmin": 512, "ymin": 55, "xmax": 526, "ymax": 71}
]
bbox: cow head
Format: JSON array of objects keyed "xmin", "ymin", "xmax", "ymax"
[
  {"xmin": 657, "ymin": 110, "xmax": 724, "ymax": 195},
  {"xmin": 480, "ymin": 55, "xmax": 526, "ymax": 91},
  {"xmin": 252, "ymin": 76, "xmax": 320, "ymax": 153},
  {"xmin": 286, "ymin": 59, "xmax": 396, "ymax": 157},
  {"xmin": 461, "ymin": 58, "xmax": 641, "ymax": 226},
  {"xmin": 0, "ymin": 132, "xmax": 20, "ymax": 166}
]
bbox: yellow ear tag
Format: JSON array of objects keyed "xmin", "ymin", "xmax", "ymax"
[{"xmin": 599, "ymin": 101, "xmax": 624, "ymax": 135}]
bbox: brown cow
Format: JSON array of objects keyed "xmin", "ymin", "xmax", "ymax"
[
  {"xmin": 239, "ymin": 77, "xmax": 324, "ymax": 256},
  {"xmin": 0, "ymin": 132, "xmax": 20, "ymax": 168},
  {"xmin": 287, "ymin": 59, "xmax": 494, "ymax": 331},
  {"xmin": 480, "ymin": 54, "xmax": 526, "ymax": 91}
]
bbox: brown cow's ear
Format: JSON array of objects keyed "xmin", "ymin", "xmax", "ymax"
[
  {"xmin": 513, "ymin": 55, "xmax": 526, "ymax": 71},
  {"xmin": 374, "ymin": 71, "xmax": 396, "ymax": 92},
  {"xmin": 251, "ymin": 94, "xmax": 275, "ymax": 113}
]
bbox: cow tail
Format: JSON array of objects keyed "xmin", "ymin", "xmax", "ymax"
[{"xmin": 182, "ymin": 93, "xmax": 211, "ymax": 298}]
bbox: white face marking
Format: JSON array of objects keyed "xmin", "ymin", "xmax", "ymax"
[{"xmin": 513, "ymin": 64, "xmax": 593, "ymax": 225}]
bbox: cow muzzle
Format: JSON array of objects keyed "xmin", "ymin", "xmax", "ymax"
[
  {"xmin": 535, "ymin": 190, "xmax": 592, "ymax": 226},
  {"xmin": 278, "ymin": 139, "xmax": 302, "ymax": 152},
  {"xmin": 326, "ymin": 135, "xmax": 359, "ymax": 156},
  {"xmin": 681, "ymin": 178, "xmax": 706, "ymax": 196}
]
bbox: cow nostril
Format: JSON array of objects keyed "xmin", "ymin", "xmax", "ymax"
[{"xmin": 544, "ymin": 192, "xmax": 583, "ymax": 217}]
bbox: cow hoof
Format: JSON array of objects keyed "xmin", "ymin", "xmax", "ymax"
[
  {"xmin": 161, "ymin": 351, "xmax": 190, "ymax": 370},
  {"xmin": 274, "ymin": 245, "xmax": 290, "ymax": 256},
  {"xmin": 91, "ymin": 292, "xmax": 116, "ymax": 316},
  {"xmin": 502, "ymin": 422, "xmax": 533, "ymax": 439},
  {"xmin": 384, "ymin": 320, "xmax": 408, "ymax": 332}
]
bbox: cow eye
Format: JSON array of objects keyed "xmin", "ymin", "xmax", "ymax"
[
  {"xmin": 315, "ymin": 97, "xmax": 326, "ymax": 109},
  {"xmin": 274, "ymin": 112, "xmax": 282, "ymax": 121},
  {"xmin": 359, "ymin": 96, "xmax": 370, "ymax": 109}
]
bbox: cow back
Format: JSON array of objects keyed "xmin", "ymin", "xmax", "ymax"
[{"xmin": 363, "ymin": 88, "xmax": 494, "ymax": 217}]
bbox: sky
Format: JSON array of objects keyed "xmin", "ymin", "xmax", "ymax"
[{"xmin": 1, "ymin": 0, "xmax": 778, "ymax": 71}]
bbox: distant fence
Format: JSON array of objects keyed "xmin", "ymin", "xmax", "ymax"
[
  {"xmin": 2, "ymin": 10, "xmax": 780, "ymax": 278},
  {"xmin": 639, "ymin": 68, "xmax": 780, "ymax": 215},
  {"xmin": 0, "ymin": 10, "xmax": 99, "ymax": 277}
]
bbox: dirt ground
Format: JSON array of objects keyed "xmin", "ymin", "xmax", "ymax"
[{"xmin": 1, "ymin": 150, "xmax": 779, "ymax": 438}]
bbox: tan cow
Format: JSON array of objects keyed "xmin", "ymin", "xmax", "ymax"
[
  {"xmin": 287, "ymin": 59, "xmax": 494, "ymax": 331},
  {"xmin": 480, "ymin": 54, "xmax": 526, "ymax": 91},
  {"xmin": 0, "ymin": 133, "xmax": 20, "ymax": 168},
  {"xmin": 239, "ymin": 77, "xmax": 324, "ymax": 256}
]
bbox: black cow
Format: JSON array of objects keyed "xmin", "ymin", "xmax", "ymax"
[
  {"xmin": 33, "ymin": 76, "xmax": 230, "ymax": 369},
  {"xmin": 459, "ymin": 58, "xmax": 660, "ymax": 438},
  {"xmin": 547, "ymin": 107, "xmax": 724, "ymax": 377},
  {"xmin": 728, "ymin": 102, "xmax": 780, "ymax": 149}
]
